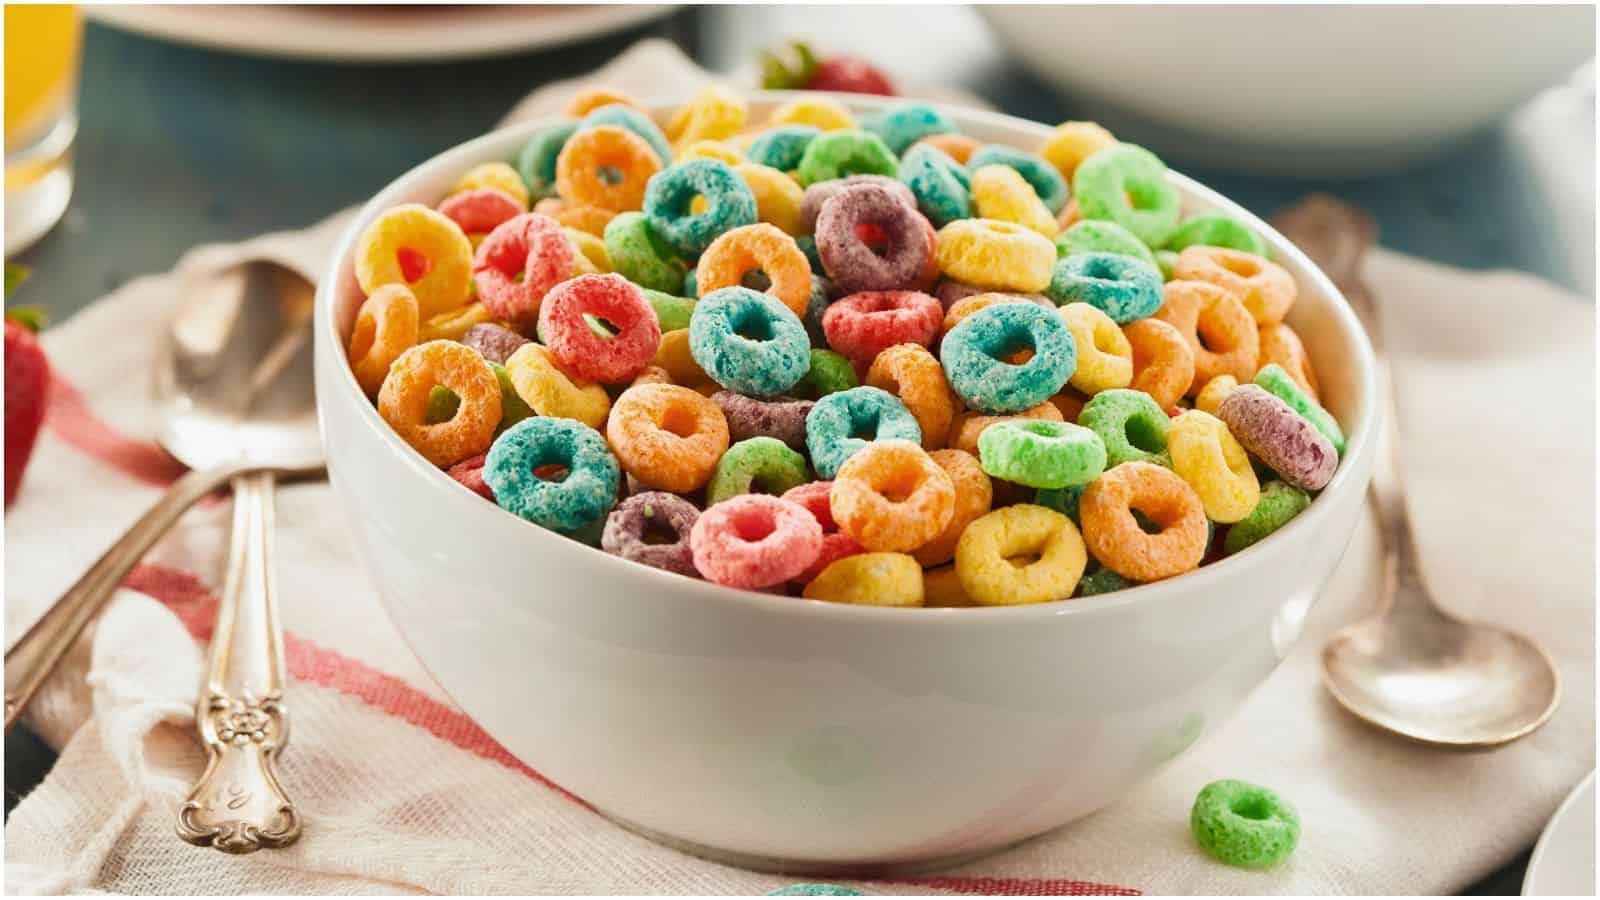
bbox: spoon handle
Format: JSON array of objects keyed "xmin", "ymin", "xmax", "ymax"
[
  {"xmin": 177, "ymin": 470, "xmax": 301, "ymax": 853},
  {"xmin": 4, "ymin": 464, "xmax": 235, "ymax": 732}
]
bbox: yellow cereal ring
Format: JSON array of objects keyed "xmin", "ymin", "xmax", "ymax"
[
  {"xmin": 802, "ymin": 552, "xmax": 925, "ymax": 607},
  {"xmin": 831, "ymin": 440, "xmax": 956, "ymax": 552},
  {"xmin": 866, "ymin": 343, "xmax": 956, "ymax": 451},
  {"xmin": 955, "ymin": 504, "xmax": 1087, "ymax": 606},
  {"xmin": 947, "ymin": 401, "xmax": 1064, "ymax": 455},
  {"xmin": 1173, "ymin": 246, "xmax": 1297, "ymax": 326},
  {"xmin": 652, "ymin": 328, "xmax": 710, "ymax": 386},
  {"xmin": 913, "ymin": 448, "xmax": 994, "ymax": 567},
  {"xmin": 503, "ymin": 342, "xmax": 611, "ymax": 429},
  {"xmin": 1039, "ymin": 121, "xmax": 1117, "ymax": 182},
  {"xmin": 765, "ymin": 96, "xmax": 857, "ymax": 131},
  {"xmin": 355, "ymin": 203, "xmax": 475, "ymax": 319},
  {"xmin": 451, "ymin": 162, "xmax": 531, "ymax": 209},
  {"xmin": 1080, "ymin": 461, "xmax": 1208, "ymax": 581},
  {"xmin": 675, "ymin": 139, "xmax": 744, "ymax": 165},
  {"xmin": 935, "ymin": 219, "xmax": 1055, "ymax": 294},
  {"xmin": 1124, "ymin": 317, "xmax": 1196, "ymax": 410},
  {"xmin": 971, "ymin": 164, "xmax": 1058, "ymax": 238},
  {"xmin": 1153, "ymin": 279, "xmax": 1260, "ymax": 391},
  {"xmin": 1194, "ymin": 374, "xmax": 1240, "ymax": 416},
  {"xmin": 418, "ymin": 301, "xmax": 495, "ymax": 344},
  {"xmin": 348, "ymin": 283, "xmax": 420, "ymax": 397},
  {"xmin": 922, "ymin": 564, "xmax": 975, "ymax": 607},
  {"xmin": 736, "ymin": 162, "xmax": 806, "ymax": 236},
  {"xmin": 667, "ymin": 83, "xmax": 748, "ymax": 145},
  {"xmin": 1059, "ymin": 302, "xmax": 1134, "ymax": 395},
  {"xmin": 1169, "ymin": 409, "xmax": 1260, "ymax": 523},
  {"xmin": 564, "ymin": 87, "xmax": 647, "ymax": 118},
  {"xmin": 1257, "ymin": 322, "xmax": 1320, "ymax": 401},
  {"xmin": 377, "ymin": 340, "xmax": 501, "ymax": 468},
  {"xmin": 565, "ymin": 227, "xmax": 613, "ymax": 273}
]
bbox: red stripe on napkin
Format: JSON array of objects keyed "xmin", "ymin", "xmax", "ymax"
[{"xmin": 47, "ymin": 373, "xmax": 189, "ymax": 487}]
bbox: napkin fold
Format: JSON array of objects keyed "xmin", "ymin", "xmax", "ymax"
[{"xmin": 5, "ymin": 39, "xmax": 1594, "ymax": 896}]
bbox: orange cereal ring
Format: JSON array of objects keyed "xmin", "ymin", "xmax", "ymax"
[
  {"xmin": 866, "ymin": 343, "xmax": 955, "ymax": 451},
  {"xmin": 564, "ymin": 87, "xmax": 647, "ymax": 117},
  {"xmin": 1056, "ymin": 199, "xmax": 1081, "ymax": 231},
  {"xmin": 1257, "ymin": 322, "xmax": 1320, "ymax": 401},
  {"xmin": 923, "ymin": 564, "xmax": 975, "ymax": 607},
  {"xmin": 606, "ymin": 383, "xmax": 730, "ymax": 493},
  {"xmin": 913, "ymin": 448, "xmax": 993, "ymax": 567},
  {"xmin": 946, "ymin": 401, "xmax": 1063, "ymax": 456},
  {"xmin": 667, "ymin": 83, "xmax": 748, "ymax": 145},
  {"xmin": 1173, "ymin": 246, "xmax": 1296, "ymax": 326},
  {"xmin": 451, "ymin": 162, "xmax": 531, "ymax": 209},
  {"xmin": 915, "ymin": 132, "xmax": 982, "ymax": 165},
  {"xmin": 348, "ymin": 284, "xmax": 420, "ymax": 397},
  {"xmin": 355, "ymin": 203, "xmax": 475, "ymax": 318},
  {"xmin": 1123, "ymin": 317, "xmax": 1196, "ymax": 410},
  {"xmin": 831, "ymin": 439, "xmax": 955, "ymax": 552},
  {"xmin": 555, "ymin": 125, "xmax": 664, "ymax": 212},
  {"xmin": 1152, "ymin": 279, "xmax": 1260, "ymax": 391},
  {"xmin": 1079, "ymin": 461, "xmax": 1208, "ymax": 581},
  {"xmin": 630, "ymin": 365, "xmax": 674, "ymax": 388},
  {"xmin": 377, "ymin": 340, "xmax": 501, "ymax": 468},
  {"xmin": 653, "ymin": 328, "xmax": 710, "ymax": 386},
  {"xmin": 1049, "ymin": 388, "xmax": 1088, "ymax": 423},
  {"xmin": 696, "ymin": 223, "xmax": 812, "ymax": 317}
]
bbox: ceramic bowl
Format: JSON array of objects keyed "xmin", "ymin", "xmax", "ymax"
[{"xmin": 314, "ymin": 93, "xmax": 1378, "ymax": 872}]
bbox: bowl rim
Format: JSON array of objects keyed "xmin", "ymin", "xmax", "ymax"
[{"xmin": 315, "ymin": 89, "xmax": 1379, "ymax": 626}]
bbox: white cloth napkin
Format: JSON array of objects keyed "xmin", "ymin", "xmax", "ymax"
[{"xmin": 5, "ymin": 39, "xmax": 1594, "ymax": 896}]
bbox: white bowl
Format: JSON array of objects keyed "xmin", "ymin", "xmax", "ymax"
[
  {"xmin": 980, "ymin": 5, "xmax": 1595, "ymax": 177},
  {"xmin": 314, "ymin": 94, "xmax": 1378, "ymax": 872}
]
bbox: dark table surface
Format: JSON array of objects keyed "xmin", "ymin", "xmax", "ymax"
[{"xmin": 7, "ymin": 6, "xmax": 1588, "ymax": 894}]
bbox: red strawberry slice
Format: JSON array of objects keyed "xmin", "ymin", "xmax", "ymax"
[
  {"xmin": 806, "ymin": 56, "xmax": 895, "ymax": 96},
  {"xmin": 5, "ymin": 316, "xmax": 49, "ymax": 506}
]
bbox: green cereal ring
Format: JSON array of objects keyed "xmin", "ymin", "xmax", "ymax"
[
  {"xmin": 426, "ymin": 385, "xmax": 460, "ymax": 423},
  {"xmin": 768, "ymin": 886, "xmax": 862, "ymax": 897},
  {"xmin": 1078, "ymin": 388, "xmax": 1172, "ymax": 468},
  {"xmin": 1076, "ymin": 567, "xmax": 1134, "ymax": 597},
  {"xmin": 977, "ymin": 419, "xmax": 1106, "ymax": 489},
  {"xmin": 796, "ymin": 129, "xmax": 898, "ymax": 187},
  {"xmin": 1035, "ymin": 483, "xmax": 1085, "ymax": 522},
  {"xmin": 1155, "ymin": 249, "xmax": 1179, "ymax": 281},
  {"xmin": 605, "ymin": 211, "xmax": 688, "ymax": 294},
  {"xmin": 1073, "ymin": 143, "xmax": 1181, "ymax": 248},
  {"xmin": 794, "ymin": 348, "xmax": 859, "ymax": 398},
  {"xmin": 1190, "ymin": 779, "xmax": 1300, "ymax": 868},
  {"xmin": 516, "ymin": 121, "xmax": 578, "ymax": 199},
  {"xmin": 642, "ymin": 288, "xmax": 695, "ymax": 332},
  {"xmin": 1166, "ymin": 213, "xmax": 1268, "ymax": 257},
  {"xmin": 490, "ymin": 361, "xmax": 534, "ymax": 432},
  {"xmin": 1223, "ymin": 481, "xmax": 1311, "ymax": 554},
  {"xmin": 706, "ymin": 436, "xmax": 810, "ymax": 504},
  {"xmin": 1254, "ymin": 364, "xmax": 1344, "ymax": 454},
  {"xmin": 1055, "ymin": 219, "xmax": 1157, "ymax": 269}
]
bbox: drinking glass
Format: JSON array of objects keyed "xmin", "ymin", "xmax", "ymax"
[{"xmin": 5, "ymin": 4, "xmax": 82, "ymax": 256}]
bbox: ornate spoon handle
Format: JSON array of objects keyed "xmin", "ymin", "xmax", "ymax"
[{"xmin": 176, "ymin": 469, "xmax": 301, "ymax": 853}]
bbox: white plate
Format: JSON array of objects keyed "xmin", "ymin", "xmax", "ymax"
[
  {"xmin": 1524, "ymin": 771, "xmax": 1596, "ymax": 896},
  {"xmin": 85, "ymin": 4, "xmax": 674, "ymax": 63}
]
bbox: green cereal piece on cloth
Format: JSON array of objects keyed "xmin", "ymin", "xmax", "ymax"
[
  {"xmin": 769, "ymin": 885, "xmax": 862, "ymax": 896},
  {"xmin": 1190, "ymin": 778, "xmax": 1300, "ymax": 868},
  {"xmin": 1255, "ymin": 363, "xmax": 1345, "ymax": 453}
]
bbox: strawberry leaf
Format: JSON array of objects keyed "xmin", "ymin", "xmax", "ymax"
[
  {"xmin": 5, "ymin": 306, "xmax": 45, "ymax": 332},
  {"xmin": 4, "ymin": 264, "xmax": 29, "ymax": 295}
]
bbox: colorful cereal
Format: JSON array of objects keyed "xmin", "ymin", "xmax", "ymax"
[
  {"xmin": 805, "ymin": 386, "xmax": 922, "ymax": 478},
  {"xmin": 1079, "ymin": 461, "xmax": 1208, "ymax": 581},
  {"xmin": 955, "ymin": 504, "xmax": 1087, "ymax": 605},
  {"xmin": 606, "ymin": 383, "xmax": 729, "ymax": 493},
  {"xmin": 830, "ymin": 439, "xmax": 955, "ymax": 552},
  {"xmin": 486, "ymin": 416, "xmax": 619, "ymax": 536}
]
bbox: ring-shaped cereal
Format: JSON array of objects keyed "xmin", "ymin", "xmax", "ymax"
[
  {"xmin": 946, "ymin": 401, "xmax": 1063, "ymax": 456},
  {"xmin": 1153, "ymin": 279, "xmax": 1260, "ymax": 390},
  {"xmin": 822, "ymin": 291, "xmax": 943, "ymax": 367},
  {"xmin": 967, "ymin": 144, "xmax": 1069, "ymax": 214},
  {"xmin": 899, "ymin": 143, "xmax": 972, "ymax": 227},
  {"xmin": 667, "ymin": 83, "xmax": 748, "ymax": 146},
  {"xmin": 1054, "ymin": 219, "xmax": 1157, "ymax": 269},
  {"xmin": 537, "ymin": 273, "xmax": 662, "ymax": 383},
  {"xmin": 830, "ymin": 439, "xmax": 955, "ymax": 552},
  {"xmin": 1078, "ymin": 388, "xmax": 1171, "ymax": 468},
  {"xmin": 794, "ymin": 348, "xmax": 859, "ymax": 399},
  {"xmin": 653, "ymin": 328, "xmax": 710, "ymax": 386},
  {"xmin": 462, "ymin": 322, "xmax": 529, "ymax": 365},
  {"xmin": 602, "ymin": 211, "xmax": 687, "ymax": 294},
  {"xmin": 1169, "ymin": 410, "xmax": 1260, "ymax": 523},
  {"xmin": 438, "ymin": 187, "xmax": 526, "ymax": 238},
  {"xmin": 1047, "ymin": 251, "xmax": 1164, "ymax": 323},
  {"xmin": 765, "ymin": 97, "xmax": 857, "ymax": 132},
  {"xmin": 747, "ymin": 124, "xmax": 821, "ymax": 171},
  {"xmin": 377, "ymin": 340, "xmax": 502, "ymax": 468},
  {"xmin": 555, "ymin": 125, "xmax": 664, "ymax": 212},
  {"xmin": 706, "ymin": 435, "xmax": 810, "ymax": 505},
  {"xmin": 971, "ymin": 164, "xmax": 1058, "ymax": 238},
  {"xmin": 712, "ymin": 391, "xmax": 814, "ymax": 450},
  {"xmin": 503, "ymin": 343, "xmax": 612, "ymax": 430},
  {"xmin": 565, "ymin": 87, "xmax": 647, "ymax": 118},
  {"xmin": 1217, "ymin": 384, "xmax": 1338, "ymax": 490},
  {"xmin": 805, "ymin": 386, "xmax": 922, "ymax": 478},
  {"xmin": 802, "ymin": 552, "xmax": 925, "ymax": 607},
  {"xmin": 976, "ymin": 419, "xmax": 1106, "ymax": 489},
  {"xmin": 355, "ymin": 203, "xmax": 475, "ymax": 319},
  {"xmin": 643, "ymin": 158, "xmax": 760, "ymax": 258},
  {"xmin": 734, "ymin": 163, "xmax": 806, "ymax": 237},
  {"xmin": 1173, "ymin": 246, "xmax": 1296, "ymax": 326},
  {"xmin": 1255, "ymin": 363, "xmax": 1344, "ymax": 453},
  {"xmin": 915, "ymin": 132, "xmax": 981, "ymax": 165},
  {"xmin": 606, "ymin": 383, "xmax": 729, "ymax": 493},
  {"xmin": 1039, "ymin": 120, "xmax": 1117, "ymax": 183},
  {"xmin": 577, "ymin": 103, "xmax": 672, "ymax": 166},
  {"xmin": 674, "ymin": 139, "xmax": 743, "ymax": 166},
  {"xmin": 1058, "ymin": 302, "xmax": 1134, "ymax": 395},
  {"xmin": 1257, "ymin": 322, "xmax": 1320, "ymax": 400},
  {"xmin": 1194, "ymin": 374, "xmax": 1239, "ymax": 416},
  {"xmin": 935, "ymin": 219, "xmax": 1055, "ymax": 294},
  {"xmin": 800, "ymin": 175, "xmax": 915, "ymax": 231},
  {"xmin": 697, "ymin": 223, "xmax": 812, "ymax": 317},
  {"xmin": 601, "ymin": 491, "xmax": 700, "ymax": 577},
  {"xmin": 941, "ymin": 302, "xmax": 1077, "ymax": 414},
  {"xmin": 909, "ymin": 448, "xmax": 993, "ymax": 567},
  {"xmin": 472, "ymin": 212, "xmax": 577, "ymax": 327},
  {"xmin": 782, "ymin": 480, "xmax": 867, "ymax": 583},
  {"xmin": 534, "ymin": 197, "xmax": 617, "ymax": 237},
  {"xmin": 1079, "ymin": 461, "xmax": 1208, "ymax": 581},
  {"xmin": 689, "ymin": 493, "xmax": 823, "ymax": 589},
  {"xmin": 814, "ymin": 183, "xmax": 932, "ymax": 294},
  {"xmin": 348, "ymin": 284, "xmax": 420, "ymax": 397},
  {"xmin": 1167, "ymin": 214, "xmax": 1268, "ymax": 257},
  {"xmin": 1071, "ymin": 143, "xmax": 1181, "ymax": 247},
  {"xmin": 1190, "ymin": 779, "xmax": 1300, "ymax": 869},
  {"xmin": 1223, "ymin": 481, "xmax": 1311, "ymax": 555},
  {"xmin": 688, "ymin": 286, "xmax": 812, "ymax": 397},
  {"xmin": 1123, "ymin": 317, "xmax": 1196, "ymax": 410},
  {"xmin": 795, "ymin": 129, "xmax": 898, "ymax": 186},
  {"xmin": 865, "ymin": 343, "xmax": 954, "ymax": 451},
  {"xmin": 451, "ymin": 162, "xmax": 531, "ymax": 209},
  {"xmin": 862, "ymin": 103, "xmax": 955, "ymax": 155},
  {"xmin": 484, "ymin": 416, "xmax": 620, "ymax": 536},
  {"xmin": 517, "ymin": 121, "xmax": 579, "ymax": 200},
  {"xmin": 955, "ymin": 504, "xmax": 1087, "ymax": 606}
]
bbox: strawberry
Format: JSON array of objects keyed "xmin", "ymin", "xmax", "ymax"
[
  {"xmin": 5, "ymin": 264, "xmax": 49, "ymax": 507},
  {"xmin": 806, "ymin": 56, "xmax": 895, "ymax": 96}
]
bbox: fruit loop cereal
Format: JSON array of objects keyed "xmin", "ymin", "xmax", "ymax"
[
  {"xmin": 1190, "ymin": 779, "xmax": 1300, "ymax": 868},
  {"xmin": 346, "ymin": 86, "xmax": 1351, "ymax": 606}
]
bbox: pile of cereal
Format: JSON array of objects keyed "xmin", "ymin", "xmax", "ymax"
[{"xmin": 345, "ymin": 85, "xmax": 1345, "ymax": 607}]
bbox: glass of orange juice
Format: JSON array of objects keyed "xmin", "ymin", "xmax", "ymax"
[{"xmin": 5, "ymin": 4, "xmax": 82, "ymax": 256}]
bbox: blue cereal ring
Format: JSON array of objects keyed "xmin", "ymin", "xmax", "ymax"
[
  {"xmin": 898, "ymin": 143, "xmax": 971, "ymax": 227},
  {"xmin": 683, "ymin": 266, "xmax": 699, "ymax": 299},
  {"xmin": 516, "ymin": 121, "xmax": 579, "ymax": 200},
  {"xmin": 940, "ymin": 302, "xmax": 1076, "ymax": 414},
  {"xmin": 643, "ymin": 158, "xmax": 759, "ymax": 259},
  {"xmin": 1048, "ymin": 251, "xmax": 1164, "ymax": 323},
  {"xmin": 863, "ymin": 102, "xmax": 956, "ymax": 154},
  {"xmin": 577, "ymin": 103, "xmax": 672, "ymax": 166},
  {"xmin": 805, "ymin": 386, "xmax": 921, "ymax": 478},
  {"xmin": 484, "ymin": 416, "xmax": 620, "ymax": 536},
  {"xmin": 688, "ymin": 286, "xmax": 812, "ymax": 396},
  {"xmin": 967, "ymin": 144, "xmax": 1069, "ymax": 213},
  {"xmin": 747, "ymin": 124, "xmax": 822, "ymax": 171}
]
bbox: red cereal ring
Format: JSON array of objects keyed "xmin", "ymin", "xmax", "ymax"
[
  {"xmin": 781, "ymin": 480, "xmax": 866, "ymax": 584},
  {"xmin": 538, "ymin": 273, "xmax": 663, "ymax": 383},
  {"xmin": 438, "ymin": 188, "xmax": 525, "ymax": 237},
  {"xmin": 689, "ymin": 494, "xmax": 823, "ymax": 589},
  {"xmin": 822, "ymin": 290, "xmax": 943, "ymax": 369},
  {"xmin": 472, "ymin": 212, "xmax": 577, "ymax": 328}
]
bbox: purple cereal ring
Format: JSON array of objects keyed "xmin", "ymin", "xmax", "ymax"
[
  {"xmin": 712, "ymin": 391, "xmax": 815, "ymax": 451},
  {"xmin": 815, "ymin": 183, "xmax": 932, "ymax": 294},
  {"xmin": 1217, "ymin": 384, "xmax": 1337, "ymax": 490},
  {"xmin": 800, "ymin": 174, "xmax": 916, "ymax": 230},
  {"xmin": 933, "ymin": 277, "xmax": 1053, "ymax": 311},
  {"xmin": 601, "ymin": 491, "xmax": 701, "ymax": 577},
  {"xmin": 461, "ymin": 323, "xmax": 530, "ymax": 364}
]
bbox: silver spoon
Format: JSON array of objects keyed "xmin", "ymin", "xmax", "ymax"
[
  {"xmin": 3, "ymin": 261, "xmax": 323, "ymax": 848},
  {"xmin": 1274, "ymin": 195, "xmax": 1561, "ymax": 748}
]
